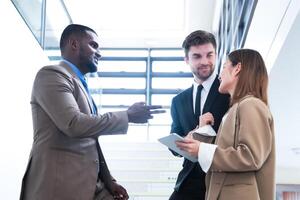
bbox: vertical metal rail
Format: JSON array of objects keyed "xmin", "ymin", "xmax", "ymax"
[
  {"xmin": 146, "ymin": 48, "xmax": 152, "ymax": 140},
  {"xmin": 40, "ymin": 0, "xmax": 47, "ymax": 50}
]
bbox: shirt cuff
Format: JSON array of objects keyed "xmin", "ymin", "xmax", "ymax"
[{"xmin": 198, "ymin": 143, "xmax": 217, "ymax": 173}]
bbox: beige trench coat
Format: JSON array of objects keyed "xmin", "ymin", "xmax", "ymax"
[{"xmin": 206, "ymin": 95, "xmax": 275, "ymax": 200}]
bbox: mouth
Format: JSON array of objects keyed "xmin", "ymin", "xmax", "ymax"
[
  {"xmin": 94, "ymin": 57, "xmax": 98, "ymax": 64},
  {"xmin": 198, "ymin": 67, "xmax": 209, "ymax": 73},
  {"xmin": 198, "ymin": 65, "xmax": 210, "ymax": 70}
]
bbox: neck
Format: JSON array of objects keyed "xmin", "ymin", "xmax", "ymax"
[
  {"xmin": 62, "ymin": 56, "xmax": 87, "ymax": 75},
  {"xmin": 228, "ymin": 83, "xmax": 237, "ymax": 97},
  {"xmin": 194, "ymin": 77, "xmax": 204, "ymax": 85}
]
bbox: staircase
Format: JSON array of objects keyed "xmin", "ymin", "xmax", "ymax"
[{"xmin": 99, "ymin": 141, "xmax": 182, "ymax": 200}]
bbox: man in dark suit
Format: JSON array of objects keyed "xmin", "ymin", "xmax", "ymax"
[
  {"xmin": 169, "ymin": 30, "xmax": 229, "ymax": 200},
  {"xmin": 20, "ymin": 24, "xmax": 163, "ymax": 200}
]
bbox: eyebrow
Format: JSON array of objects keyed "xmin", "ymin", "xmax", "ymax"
[{"xmin": 191, "ymin": 51, "xmax": 215, "ymax": 56}]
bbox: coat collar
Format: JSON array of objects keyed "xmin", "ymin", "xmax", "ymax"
[
  {"xmin": 58, "ymin": 61, "xmax": 95, "ymax": 115},
  {"xmin": 202, "ymin": 76, "xmax": 221, "ymax": 113}
]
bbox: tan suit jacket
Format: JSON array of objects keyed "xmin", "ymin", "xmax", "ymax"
[
  {"xmin": 206, "ymin": 95, "xmax": 275, "ymax": 200},
  {"xmin": 20, "ymin": 62, "xmax": 129, "ymax": 200}
]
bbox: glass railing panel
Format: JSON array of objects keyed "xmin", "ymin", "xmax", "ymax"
[
  {"xmin": 11, "ymin": 0, "xmax": 43, "ymax": 45},
  {"xmin": 44, "ymin": 0, "xmax": 71, "ymax": 49}
]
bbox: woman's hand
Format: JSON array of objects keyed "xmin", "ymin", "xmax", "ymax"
[
  {"xmin": 185, "ymin": 128, "xmax": 197, "ymax": 140},
  {"xmin": 175, "ymin": 138, "xmax": 200, "ymax": 158},
  {"xmin": 199, "ymin": 112, "xmax": 214, "ymax": 127}
]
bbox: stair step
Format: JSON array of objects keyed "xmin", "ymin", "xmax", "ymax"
[
  {"xmin": 99, "ymin": 141, "xmax": 169, "ymax": 151},
  {"xmin": 106, "ymin": 158, "xmax": 182, "ymax": 169},
  {"xmin": 102, "ymin": 149, "xmax": 174, "ymax": 158},
  {"xmin": 118, "ymin": 180, "xmax": 175, "ymax": 194}
]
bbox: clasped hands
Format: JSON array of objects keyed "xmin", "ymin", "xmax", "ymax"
[
  {"xmin": 127, "ymin": 102, "xmax": 165, "ymax": 123},
  {"xmin": 175, "ymin": 112, "xmax": 214, "ymax": 158}
]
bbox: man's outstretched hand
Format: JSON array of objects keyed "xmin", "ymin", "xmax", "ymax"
[{"xmin": 127, "ymin": 102, "xmax": 165, "ymax": 123}]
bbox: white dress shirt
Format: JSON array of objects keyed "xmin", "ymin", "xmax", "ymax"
[{"xmin": 192, "ymin": 73, "xmax": 217, "ymax": 115}]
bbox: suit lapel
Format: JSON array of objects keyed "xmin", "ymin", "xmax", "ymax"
[
  {"xmin": 182, "ymin": 86, "xmax": 199, "ymax": 126},
  {"xmin": 77, "ymin": 80, "xmax": 95, "ymax": 115},
  {"xmin": 203, "ymin": 76, "xmax": 220, "ymax": 113},
  {"xmin": 59, "ymin": 61, "xmax": 95, "ymax": 114}
]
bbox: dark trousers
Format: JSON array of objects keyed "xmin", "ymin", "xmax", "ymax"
[
  {"xmin": 169, "ymin": 165, "xmax": 206, "ymax": 200},
  {"xmin": 169, "ymin": 189, "xmax": 205, "ymax": 200}
]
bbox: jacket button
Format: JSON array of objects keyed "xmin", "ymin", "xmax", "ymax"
[{"xmin": 94, "ymin": 159, "xmax": 99, "ymax": 163}]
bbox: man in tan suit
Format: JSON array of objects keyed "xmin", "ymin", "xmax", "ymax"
[{"xmin": 20, "ymin": 24, "xmax": 163, "ymax": 200}]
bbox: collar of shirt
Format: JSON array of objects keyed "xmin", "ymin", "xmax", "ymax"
[
  {"xmin": 193, "ymin": 72, "xmax": 216, "ymax": 94},
  {"xmin": 62, "ymin": 59, "xmax": 87, "ymax": 84},
  {"xmin": 62, "ymin": 59, "xmax": 98, "ymax": 114},
  {"xmin": 192, "ymin": 73, "xmax": 217, "ymax": 114}
]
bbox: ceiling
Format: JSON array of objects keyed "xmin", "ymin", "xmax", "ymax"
[{"xmin": 46, "ymin": 0, "xmax": 217, "ymax": 48}]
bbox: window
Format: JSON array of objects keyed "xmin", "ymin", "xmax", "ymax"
[{"xmin": 84, "ymin": 48, "xmax": 193, "ymax": 141}]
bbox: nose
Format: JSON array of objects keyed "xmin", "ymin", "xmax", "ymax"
[{"xmin": 199, "ymin": 57, "xmax": 209, "ymax": 65}]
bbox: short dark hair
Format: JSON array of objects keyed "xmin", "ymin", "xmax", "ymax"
[
  {"xmin": 59, "ymin": 24, "xmax": 97, "ymax": 51},
  {"xmin": 182, "ymin": 30, "xmax": 216, "ymax": 57}
]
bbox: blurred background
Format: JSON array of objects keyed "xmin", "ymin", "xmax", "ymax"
[{"xmin": 1, "ymin": 0, "xmax": 300, "ymax": 199}]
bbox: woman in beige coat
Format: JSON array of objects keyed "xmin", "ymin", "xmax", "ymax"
[{"xmin": 176, "ymin": 49, "xmax": 275, "ymax": 200}]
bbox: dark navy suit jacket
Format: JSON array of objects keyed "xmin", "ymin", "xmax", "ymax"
[{"xmin": 170, "ymin": 76, "xmax": 229, "ymax": 194}]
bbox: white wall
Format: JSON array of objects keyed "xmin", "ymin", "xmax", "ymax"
[
  {"xmin": 244, "ymin": 0, "xmax": 300, "ymax": 184},
  {"xmin": 244, "ymin": 0, "xmax": 300, "ymax": 72},
  {"xmin": 268, "ymin": 10, "xmax": 300, "ymax": 184},
  {"xmin": 0, "ymin": 1, "xmax": 49, "ymax": 199}
]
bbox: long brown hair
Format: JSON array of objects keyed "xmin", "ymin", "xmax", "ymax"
[{"xmin": 228, "ymin": 49, "xmax": 269, "ymax": 106}]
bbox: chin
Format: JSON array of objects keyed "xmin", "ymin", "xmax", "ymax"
[
  {"xmin": 218, "ymin": 86, "xmax": 228, "ymax": 94},
  {"xmin": 91, "ymin": 67, "xmax": 98, "ymax": 73},
  {"xmin": 88, "ymin": 64, "xmax": 98, "ymax": 73}
]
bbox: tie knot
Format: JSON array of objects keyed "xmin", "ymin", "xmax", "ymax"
[{"xmin": 197, "ymin": 84, "xmax": 203, "ymax": 92}]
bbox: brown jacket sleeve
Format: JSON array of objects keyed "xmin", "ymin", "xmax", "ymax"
[{"xmin": 210, "ymin": 97, "xmax": 273, "ymax": 172}]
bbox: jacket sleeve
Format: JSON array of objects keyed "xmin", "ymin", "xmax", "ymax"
[
  {"xmin": 170, "ymin": 97, "xmax": 184, "ymax": 135},
  {"xmin": 169, "ymin": 97, "xmax": 184, "ymax": 156},
  {"xmin": 33, "ymin": 67, "xmax": 128, "ymax": 138},
  {"xmin": 210, "ymin": 98, "xmax": 273, "ymax": 172}
]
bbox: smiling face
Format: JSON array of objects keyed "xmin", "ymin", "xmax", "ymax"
[
  {"xmin": 78, "ymin": 30, "xmax": 101, "ymax": 73},
  {"xmin": 185, "ymin": 43, "xmax": 216, "ymax": 84},
  {"xmin": 218, "ymin": 59, "xmax": 240, "ymax": 96}
]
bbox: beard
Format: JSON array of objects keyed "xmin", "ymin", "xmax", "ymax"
[
  {"xmin": 87, "ymin": 61, "xmax": 97, "ymax": 73},
  {"xmin": 79, "ymin": 51, "xmax": 98, "ymax": 73},
  {"xmin": 193, "ymin": 65, "xmax": 215, "ymax": 81}
]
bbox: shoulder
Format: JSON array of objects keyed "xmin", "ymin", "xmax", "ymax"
[
  {"xmin": 239, "ymin": 96, "xmax": 267, "ymax": 109},
  {"xmin": 34, "ymin": 63, "xmax": 75, "ymax": 88},
  {"xmin": 238, "ymin": 96, "xmax": 272, "ymax": 119},
  {"xmin": 36, "ymin": 63, "xmax": 75, "ymax": 83},
  {"xmin": 40, "ymin": 63, "xmax": 72, "ymax": 76},
  {"xmin": 173, "ymin": 86, "xmax": 192, "ymax": 101}
]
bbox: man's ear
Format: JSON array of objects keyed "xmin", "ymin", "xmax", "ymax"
[
  {"xmin": 184, "ymin": 56, "xmax": 189, "ymax": 65},
  {"xmin": 69, "ymin": 37, "xmax": 79, "ymax": 51},
  {"xmin": 233, "ymin": 62, "xmax": 242, "ymax": 77}
]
